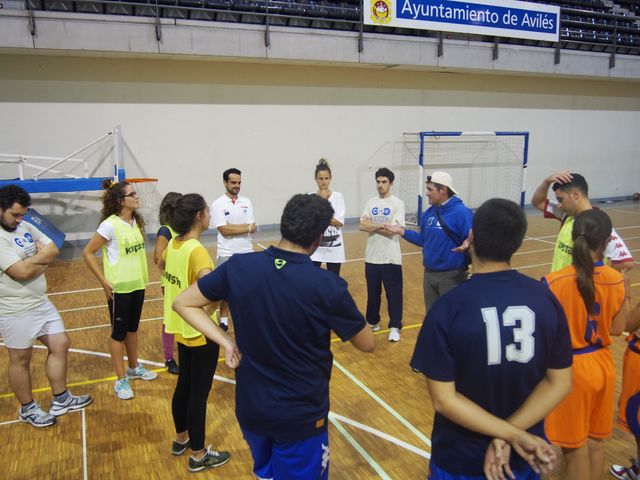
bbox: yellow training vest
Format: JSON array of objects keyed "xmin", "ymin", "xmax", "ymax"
[
  {"xmin": 160, "ymin": 224, "xmax": 178, "ymax": 288},
  {"xmin": 551, "ymin": 216, "xmax": 574, "ymax": 272},
  {"xmin": 163, "ymin": 238, "xmax": 211, "ymax": 340},
  {"xmin": 102, "ymin": 215, "xmax": 148, "ymax": 293}
]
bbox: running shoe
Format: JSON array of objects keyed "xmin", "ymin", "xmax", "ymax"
[
  {"xmin": 127, "ymin": 363, "xmax": 158, "ymax": 381},
  {"xmin": 49, "ymin": 392, "xmax": 93, "ymax": 416},
  {"xmin": 388, "ymin": 327, "xmax": 401, "ymax": 342},
  {"xmin": 19, "ymin": 402, "xmax": 56, "ymax": 428},
  {"xmin": 188, "ymin": 447, "xmax": 231, "ymax": 472},
  {"xmin": 114, "ymin": 378, "xmax": 134, "ymax": 400},
  {"xmin": 172, "ymin": 438, "xmax": 190, "ymax": 456},
  {"xmin": 165, "ymin": 359, "xmax": 179, "ymax": 375},
  {"xmin": 611, "ymin": 460, "xmax": 639, "ymax": 480}
]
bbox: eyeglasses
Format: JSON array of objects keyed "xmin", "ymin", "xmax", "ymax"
[{"xmin": 122, "ymin": 192, "xmax": 138, "ymax": 198}]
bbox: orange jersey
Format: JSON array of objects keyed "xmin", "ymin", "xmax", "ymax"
[{"xmin": 544, "ymin": 263, "xmax": 625, "ymax": 350}]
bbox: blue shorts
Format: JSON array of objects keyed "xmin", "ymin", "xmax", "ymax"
[
  {"xmin": 242, "ymin": 428, "xmax": 329, "ymax": 480},
  {"xmin": 428, "ymin": 461, "xmax": 539, "ymax": 480}
]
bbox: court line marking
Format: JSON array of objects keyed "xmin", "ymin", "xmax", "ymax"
[
  {"xmin": 48, "ymin": 281, "xmax": 161, "ymax": 296},
  {"xmin": 333, "ymin": 360, "xmax": 432, "ymax": 448},
  {"xmin": 0, "ymin": 418, "xmax": 21, "ymax": 426},
  {"xmin": 82, "ymin": 408, "xmax": 88, "ymax": 480},
  {"xmin": 330, "ymin": 412, "xmax": 430, "ymax": 459},
  {"xmin": 611, "ymin": 209, "xmax": 640, "ymax": 216},
  {"xmin": 57, "ymin": 298, "xmax": 162, "ymax": 314},
  {"xmin": 329, "ymin": 414, "xmax": 392, "ymax": 480},
  {"xmin": 0, "ymin": 343, "xmax": 236, "ymax": 399}
]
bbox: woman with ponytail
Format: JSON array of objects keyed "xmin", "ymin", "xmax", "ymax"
[
  {"xmin": 83, "ymin": 180, "xmax": 157, "ymax": 401},
  {"xmin": 544, "ymin": 209, "xmax": 637, "ymax": 479},
  {"xmin": 309, "ymin": 158, "xmax": 345, "ymax": 275},
  {"xmin": 158, "ymin": 193, "xmax": 231, "ymax": 472},
  {"xmin": 154, "ymin": 192, "xmax": 182, "ymax": 375}
]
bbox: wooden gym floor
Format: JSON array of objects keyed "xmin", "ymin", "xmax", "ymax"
[{"xmin": 1, "ymin": 201, "xmax": 639, "ymax": 479}]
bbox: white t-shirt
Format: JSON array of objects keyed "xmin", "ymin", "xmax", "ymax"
[
  {"xmin": 362, "ymin": 195, "xmax": 405, "ymax": 265},
  {"xmin": 97, "ymin": 216, "xmax": 140, "ymax": 264},
  {"xmin": 310, "ymin": 191, "xmax": 346, "ymax": 264},
  {"xmin": 0, "ymin": 222, "xmax": 52, "ymax": 315},
  {"xmin": 211, "ymin": 193, "xmax": 255, "ymax": 257}
]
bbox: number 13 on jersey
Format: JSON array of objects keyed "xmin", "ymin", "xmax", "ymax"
[{"xmin": 482, "ymin": 306, "xmax": 536, "ymax": 365}]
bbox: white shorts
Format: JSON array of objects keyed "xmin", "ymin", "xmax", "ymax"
[{"xmin": 0, "ymin": 299, "xmax": 65, "ymax": 349}]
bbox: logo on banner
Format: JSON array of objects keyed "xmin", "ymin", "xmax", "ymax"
[{"xmin": 370, "ymin": 0, "xmax": 392, "ymax": 24}]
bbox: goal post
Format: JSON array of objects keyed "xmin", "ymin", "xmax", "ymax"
[{"xmin": 400, "ymin": 131, "xmax": 529, "ymax": 222}]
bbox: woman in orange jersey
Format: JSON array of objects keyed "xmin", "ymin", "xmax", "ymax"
[
  {"xmin": 609, "ymin": 299, "xmax": 640, "ymax": 480},
  {"xmin": 544, "ymin": 209, "xmax": 636, "ymax": 480}
]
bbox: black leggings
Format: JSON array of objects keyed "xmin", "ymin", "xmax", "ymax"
[
  {"xmin": 312, "ymin": 261, "xmax": 342, "ymax": 276},
  {"xmin": 172, "ymin": 339, "xmax": 220, "ymax": 451}
]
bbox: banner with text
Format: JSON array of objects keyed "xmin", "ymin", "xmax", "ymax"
[{"xmin": 365, "ymin": 0, "xmax": 560, "ymax": 42}]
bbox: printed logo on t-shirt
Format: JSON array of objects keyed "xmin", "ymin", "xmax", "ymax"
[
  {"xmin": 24, "ymin": 232, "xmax": 33, "ymax": 243},
  {"xmin": 14, "ymin": 237, "xmax": 23, "ymax": 247},
  {"xmin": 383, "ymin": 207, "xmax": 390, "ymax": 215},
  {"xmin": 274, "ymin": 258, "xmax": 287, "ymax": 270},
  {"xmin": 371, "ymin": 207, "xmax": 379, "ymax": 215}
]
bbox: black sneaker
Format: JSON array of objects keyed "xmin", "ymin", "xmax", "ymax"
[
  {"xmin": 171, "ymin": 438, "xmax": 190, "ymax": 456},
  {"xmin": 188, "ymin": 447, "xmax": 231, "ymax": 472},
  {"xmin": 165, "ymin": 359, "xmax": 179, "ymax": 375}
]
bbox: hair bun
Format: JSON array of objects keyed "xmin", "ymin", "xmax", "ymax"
[
  {"xmin": 317, "ymin": 158, "xmax": 329, "ymax": 167},
  {"xmin": 102, "ymin": 178, "xmax": 115, "ymax": 190}
]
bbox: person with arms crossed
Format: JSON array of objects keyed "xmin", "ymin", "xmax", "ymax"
[
  {"xmin": 310, "ymin": 158, "xmax": 345, "ymax": 276},
  {"xmin": 531, "ymin": 171, "xmax": 633, "ymax": 273},
  {"xmin": 210, "ymin": 168, "xmax": 256, "ymax": 331},
  {"xmin": 544, "ymin": 209, "xmax": 640, "ymax": 480},
  {"xmin": 386, "ymin": 171, "xmax": 472, "ymax": 314},
  {"xmin": 411, "ymin": 198, "xmax": 573, "ymax": 480},
  {"xmin": 159, "ymin": 194, "xmax": 231, "ymax": 473},
  {"xmin": 154, "ymin": 191, "xmax": 182, "ymax": 375},
  {"xmin": 173, "ymin": 194, "xmax": 374, "ymax": 480},
  {"xmin": 0, "ymin": 185, "xmax": 92, "ymax": 428},
  {"xmin": 83, "ymin": 180, "xmax": 157, "ymax": 401},
  {"xmin": 359, "ymin": 167, "xmax": 405, "ymax": 342}
]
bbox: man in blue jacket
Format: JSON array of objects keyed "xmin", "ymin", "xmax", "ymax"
[{"xmin": 386, "ymin": 171, "xmax": 472, "ymax": 314}]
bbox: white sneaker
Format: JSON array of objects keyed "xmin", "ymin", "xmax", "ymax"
[
  {"xmin": 19, "ymin": 402, "xmax": 56, "ymax": 428},
  {"xmin": 370, "ymin": 323, "xmax": 381, "ymax": 332},
  {"xmin": 114, "ymin": 378, "xmax": 134, "ymax": 400},
  {"xmin": 388, "ymin": 328, "xmax": 400, "ymax": 342},
  {"xmin": 126, "ymin": 363, "xmax": 158, "ymax": 381}
]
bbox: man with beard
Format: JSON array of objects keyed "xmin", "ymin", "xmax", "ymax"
[
  {"xmin": 210, "ymin": 168, "xmax": 256, "ymax": 330},
  {"xmin": 0, "ymin": 185, "xmax": 91, "ymax": 428}
]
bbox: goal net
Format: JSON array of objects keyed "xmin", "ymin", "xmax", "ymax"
[{"xmin": 399, "ymin": 131, "xmax": 528, "ymax": 222}]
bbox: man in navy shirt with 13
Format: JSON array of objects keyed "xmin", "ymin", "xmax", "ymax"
[
  {"xmin": 411, "ymin": 198, "xmax": 572, "ymax": 480},
  {"xmin": 173, "ymin": 193, "xmax": 375, "ymax": 480}
]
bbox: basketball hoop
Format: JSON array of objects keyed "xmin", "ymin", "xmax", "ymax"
[{"xmin": 125, "ymin": 178, "xmax": 159, "ymax": 210}]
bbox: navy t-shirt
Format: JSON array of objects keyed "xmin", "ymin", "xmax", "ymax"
[
  {"xmin": 411, "ymin": 270, "xmax": 572, "ymax": 476},
  {"xmin": 197, "ymin": 246, "xmax": 366, "ymax": 442}
]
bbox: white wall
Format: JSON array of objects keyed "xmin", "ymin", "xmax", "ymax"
[{"xmin": 0, "ymin": 54, "xmax": 638, "ymax": 236}]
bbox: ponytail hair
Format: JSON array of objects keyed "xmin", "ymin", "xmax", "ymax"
[
  {"xmin": 99, "ymin": 179, "xmax": 146, "ymax": 234},
  {"xmin": 315, "ymin": 158, "xmax": 331, "ymax": 178},
  {"xmin": 158, "ymin": 192, "xmax": 182, "ymax": 226},
  {"xmin": 170, "ymin": 193, "xmax": 207, "ymax": 235},
  {"xmin": 572, "ymin": 209, "xmax": 612, "ymax": 315}
]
